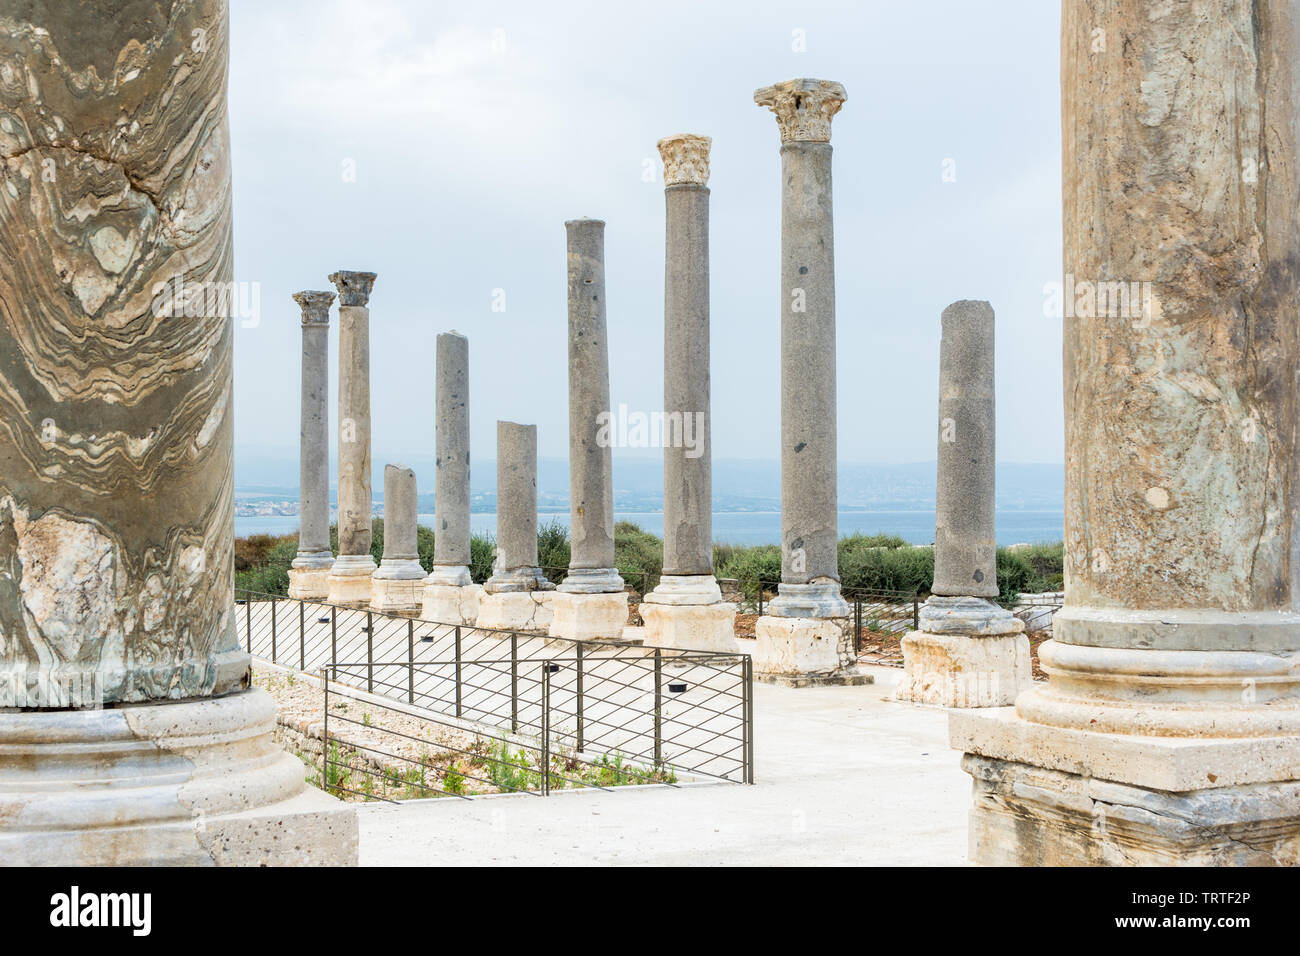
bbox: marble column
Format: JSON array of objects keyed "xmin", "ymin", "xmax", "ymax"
[
  {"xmin": 549, "ymin": 219, "xmax": 629, "ymax": 642},
  {"xmin": 288, "ymin": 290, "xmax": 336, "ymax": 599},
  {"xmin": 326, "ymin": 270, "xmax": 377, "ymax": 607},
  {"xmin": 478, "ymin": 422, "xmax": 556, "ymax": 632},
  {"xmin": 898, "ymin": 300, "xmax": 1028, "ymax": 706},
  {"xmin": 751, "ymin": 79, "xmax": 864, "ymax": 684},
  {"xmin": 421, "ymin": 331, "xmax": 482, "ymax": 624},
  {"xmin": 371, "ymin": 465, "xmax": 424, "ymax": 616},
  {"xmin": 0, "ymin": 0, "xmax": 355, "ymax": 864},
  {"xmin": 641, "ymin": 134, "xmax": 736, "ymax": 652},
  {"xmin": 952, "ymin": 0, "xmax": 1300, "ymax": 865}
]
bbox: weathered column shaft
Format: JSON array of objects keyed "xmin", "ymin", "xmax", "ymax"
[
  {"xmin": 380, "ymin": 465, "xmax": 418, "ymax": 566},
  {"xmin": 661, "ymin": 138, "xmax": 713, "ymax": 577},
  {"xmin": 0, "ymin": 0, "xmax": 244, "ymax": 704},
  {"xmin": 332, "ymin": 272, "xmax": 376, "ymax": 560},
  {"xmin": 293, "ymin": 291, "xmax": 334, "ymax": 566},
  {"xmin": 932, "ymin": 300, "xmax": 997, "ymax": 598},
  {"xmin": 496, "ymin": 421, "xmax": 539, "ymax": 573},
  {"xmin": 433, "ymin": 331, "xmax": 471, "ymax": 571},
  {"xmin": 561, "ymin": 219, "xmax": 621, "ymax": 591}
]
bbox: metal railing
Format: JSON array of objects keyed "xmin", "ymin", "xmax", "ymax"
[{"xmin": 238, "ymin": 589, "xmax": 752, "ymax": 787}]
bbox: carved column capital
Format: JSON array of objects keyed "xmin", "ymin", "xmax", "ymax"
[
  {"xmin": 754, "ymin": 78, "xmax": 847, "ymax": 144},
  {"xmin": 657, "ymin": 133, "xmax": 712, "ymax": 186},
  {"xmin": 292, "ymin": 290, "xmax": 334, "ymax": 326},
  {"xmin": 328, "ymin": 271, "xmax": 376, "ymax": 306}
]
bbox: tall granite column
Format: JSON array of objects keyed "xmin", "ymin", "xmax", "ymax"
[
  {"xmin": 897, "ymin": 301, "xmax": 1028, "ymax": 706},
  {"xmin": 952, "ymin": 0, "xmax": 1300, "ymax": 865},
  {"xmin": 371, "ymin": 465, "xmax": 425, "ymax": 616},
  {"xmin": 478, "ymin": 422, "xmax": 556, "ymax": 633},
  {"xmin": 289, "ymin": 290, "xmax": 336, "ymax": 600},
  {"xmin": 751, "ymin": 79, "xmax": 863, "ymax": 683},
  {"xmin": 549, "ymin": 219, "xmax": 629, "ymax": 641},
  {"xmin": 326, "ymin": 270, "xmax": 377, "ymax": 607},
  {"xmin": 421, "ymin": 331, "xmax": 482, "ymax": 624},
  {"xmin": 641, "ymin": 134, "xmax": 736, "ymax": 652},
  {"xmin": 0, "ymin": 0, "xmax": 355, "ymax": 864}
]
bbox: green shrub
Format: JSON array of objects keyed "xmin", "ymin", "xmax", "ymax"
[
  {"xmin": 613, "ymin": 521, "xmax": 663, "ymax": 595},
  {"xmin": 537, "ymin": 521, "xmax": 571, "ymax": 583}
]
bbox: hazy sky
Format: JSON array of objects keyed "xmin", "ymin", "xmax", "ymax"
[{"xmin": 228, "ymin": 0, "xmax": 1063, "ymax": 469}]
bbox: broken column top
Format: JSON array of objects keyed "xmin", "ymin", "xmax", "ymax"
[
  {"xmin": 292, "ymin": 290, "xmax": 335, "ymax": 325},
  {"xmin": 657, "ymin": 133, "xmax": 712, "ymax": 186},
  {"xmin": 754, "ymin": 78, "xmax": 847, "ymax": 143},
  {"xmin": 328, "ymin": 271, "xmax": 377, "ymax": 306}
]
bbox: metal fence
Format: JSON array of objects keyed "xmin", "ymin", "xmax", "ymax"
[
  {"xmin": 724, "ymin": 578, "xmax": 921, "ymax": 652},
  {"xmin": 238, "ymin": 589, "xmax": 752, "ymax": 787}
]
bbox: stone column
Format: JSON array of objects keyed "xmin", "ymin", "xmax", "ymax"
[
  {"xmin": 751, "ymin": 79, "xmax": 864, "ymax": 684},
  {"xmin": 371, "ymin": 465, "xmax": 424, "ymax": 616},
  {"xmin": 288, "ymin": 290, "xmax": 336, "ymax": 599},
  {"xmin": 421, "ymin": 331, "xmax": 482, "ymax": 624},
  {"xmin": 326, "ymin": 270, "xmax": 377, "ymax": 607},
  {"xmin": 952, "ymin": 0, "xmax": 1300, "ymax": 865},
  {"xmin": 549, "ymin": 219, "xmax": 629, "ymax": 641},
  {"xmin": 0, "ymin": 0, "xmax": 354, "ymax": 864},
  {"xmin": 641, "ymin": 134, "xmax": 736, "ymax": 652},
  {"xmin": 898, "ymin": 301, "xmax": 1028, "ymax": 706},
  {"xmin": 478, "ymin": 422, "xmax": 556, "ymax": 633}
]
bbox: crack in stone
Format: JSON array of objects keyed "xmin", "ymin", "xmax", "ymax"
[{"xmin": 1, "ymin": 140, "xmax": 162, "ymax": 210}]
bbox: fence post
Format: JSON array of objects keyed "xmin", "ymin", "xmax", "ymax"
[
  {"xmin": 299, "ymin": 601, "xmax": 306, "ymax": 670},
  {"xmin": 366, "ymin": 610, "xmax": 373, "ymax": 693},
  {"xmin": 270, "ymin": 595, "xmax": 277, "ymax": 663},
  {"xmin": 540, "ymin": 665, "xmax": 551, "ymax": 796},
  {"xmin": 913, "ymin": 597, "xmax": 920, "ymax": 631},
  {"xmin": 757, "ymin": 580, "xmax": 764, "ymax": 617},
  {"xmin": 575, "ymin": 641, "xmax": 585, "ymax": 753},
  {"xmin": 330, "ymin": 606, "xmax": 337, "ymax": 665},
  {"xmin": 653, "ymin": 647, "xmax": 663, "ymax": 767},
  {"xmin": 321, "ymin": 666, "xmax": 330, "ymax": 794},
  {"xmin": 407, "ymin": 619, "xmax": 415, "ymax": 704},
  {"xmin": 245, "ymin": 598, "xmax": 251, "ymax": 654},
  {"xmin": 454, "ymin": 625, "xmax": 462, "ymax": 718},
  {"xmin": 510, "ymin": 632, "xmax": 518, "ymax": 732},
  {"xmin": 854, "ymin": 598, "xmax": 862, "ymax": 654},
  {"xmin": 743, "ymin": 655, "xmax": 754, "ymax": 784}
]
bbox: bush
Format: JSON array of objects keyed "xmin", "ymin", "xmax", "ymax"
[
  {"xmin": 613, "ymin": 521, "xmax": 663, "ymax": 596},
  {"xmin": 537, "ymin": 521, "xmax": 570, "ymax": 583}
]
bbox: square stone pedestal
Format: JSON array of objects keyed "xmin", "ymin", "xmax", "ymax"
[
  {"xmin": 327, "ymin": 557, "xmax": 377, "ymax": 608},
  {"xmin": 896, "ymin": 631, "xmax": 1031, "ymax": 707},
  {"xmin": 477, "ymin": 590, "xmax": 557, "ymax": 633},
  {"xmin": 752, "ymin": 615, "xmax": 872, "ymax": 687},
  {"xmin": 951, "ymin": 706, "xmax": 1300, "ymax": 866},
  {"xmin": 641, "ymin": 602, "xmax": 738, "ymax": 653},
  {"xmin": 288, "ymin": 566, "xmax": 332, "ymax": 601},
  {"xmin": 370, "ymin": 577, "xmax": 425, "ymax": 617},
  {"xmin": 548, "ymin": 591, "xmax": 631, "ymax": 642},
  {"xmin": 421, "ymin": 583, "xmax": 484, "ymax": 626}
]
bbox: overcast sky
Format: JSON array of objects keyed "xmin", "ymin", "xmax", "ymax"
[{"xmin": 228, "ymin": 0, "xmax": 1063, "ymax": 469}]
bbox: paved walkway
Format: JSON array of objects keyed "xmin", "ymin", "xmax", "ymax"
[{"xmin": 357, "ymin": 665, "xmax": 970, "ymax": 865}]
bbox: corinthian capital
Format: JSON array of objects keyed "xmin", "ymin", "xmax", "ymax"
[
  {"xmin": 328, "ymin": 271, "xmax": 377, "ymax": 307},
  {"xmin": 754, "ymin": 78, "xmax": 847, "ymax": 144},
  {"xmin": 292, "ymin": 290, "xmax": 335, "ymax": 326},
  {"xmin": 657, "ymin": 133, "xmax": 712, "ymax": 186}
]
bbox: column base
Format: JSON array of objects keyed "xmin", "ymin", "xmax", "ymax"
[
  {"xmin": 0, "ymin": 689, "xmax": 357, "ymax": 866},
  {"xmin": 952, "ymin": 706, "xmax": 1300, "ymax": 865},
  {"xmin": 369, "ymin": 568, "xmax": 426, "ymax": 617},
  {"xmin": 752, "ymin": 614, "xmax": 866, "ymax": 682},
  {"xmin": 548, "ymin": 591, "xmax": 631, "ymax": 642},
  {"xmin": 476, "ymin": 590, "xmax": 557, "ymax": 633},
  {"xmin": 641, "ymin": 602, "xmax": 738, "ymax": 653},
  {"xmin": 327, "ymin": 555, "xmax": 377, "ymax": 608},
  {"xmin": 421, "ymin": 582, "xmax": 484, "ymax": 626},
  {"xmin": 897, "ymin": 630, "xmax": 1031, "ymax": 707},
  {"xmin": 288, "ymin": 566, "xmax": 332, "ymax": 601}
]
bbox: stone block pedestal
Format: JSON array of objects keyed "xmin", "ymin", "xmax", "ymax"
[
  {"xmin": 288, "ymin": 566, "xmax": 332, "ymax": 601},
  {"xmin": 327, "ymin": 555, "xmax": 377, "ymax": 608},
  {"xmin": 952, "ymin": 706, "xmax": 1300, "ymax": 866},
  {"xmin": 0, "ymin": 689, "xmax": 357, "ymax": 866},
  {"xmin": 477, "ymin": 590, "xmax": 556, "ymax": 633},
  {"xmin": 548, "ymin": 591, "xmax": 631, "ymax": 643},
  {"xmin": 370, "ymin": 577, "xmax": 425, "ymax": 617},
  {"xmin": 642, "ymin": 603, "xmax": 737, "ymax": 653},
  {"xmin": 897, "ymin": 631, "xmax": 1030, "ymax": 707},
  {"xmin": 421, "ymin": 583, "xmax": 484, "ymax": 626},
  {"xmin": 752, "ymin": 615, "xmax": 871, "ymax": 686}
]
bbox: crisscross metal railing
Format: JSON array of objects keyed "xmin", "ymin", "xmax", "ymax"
[
  {"xmin": 238, "ymin": 589, "xmax": 753, "ymax": 787},
  {"xmin": 724, "ymin": 577, "xmax": 921, "ymax": 652}
]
